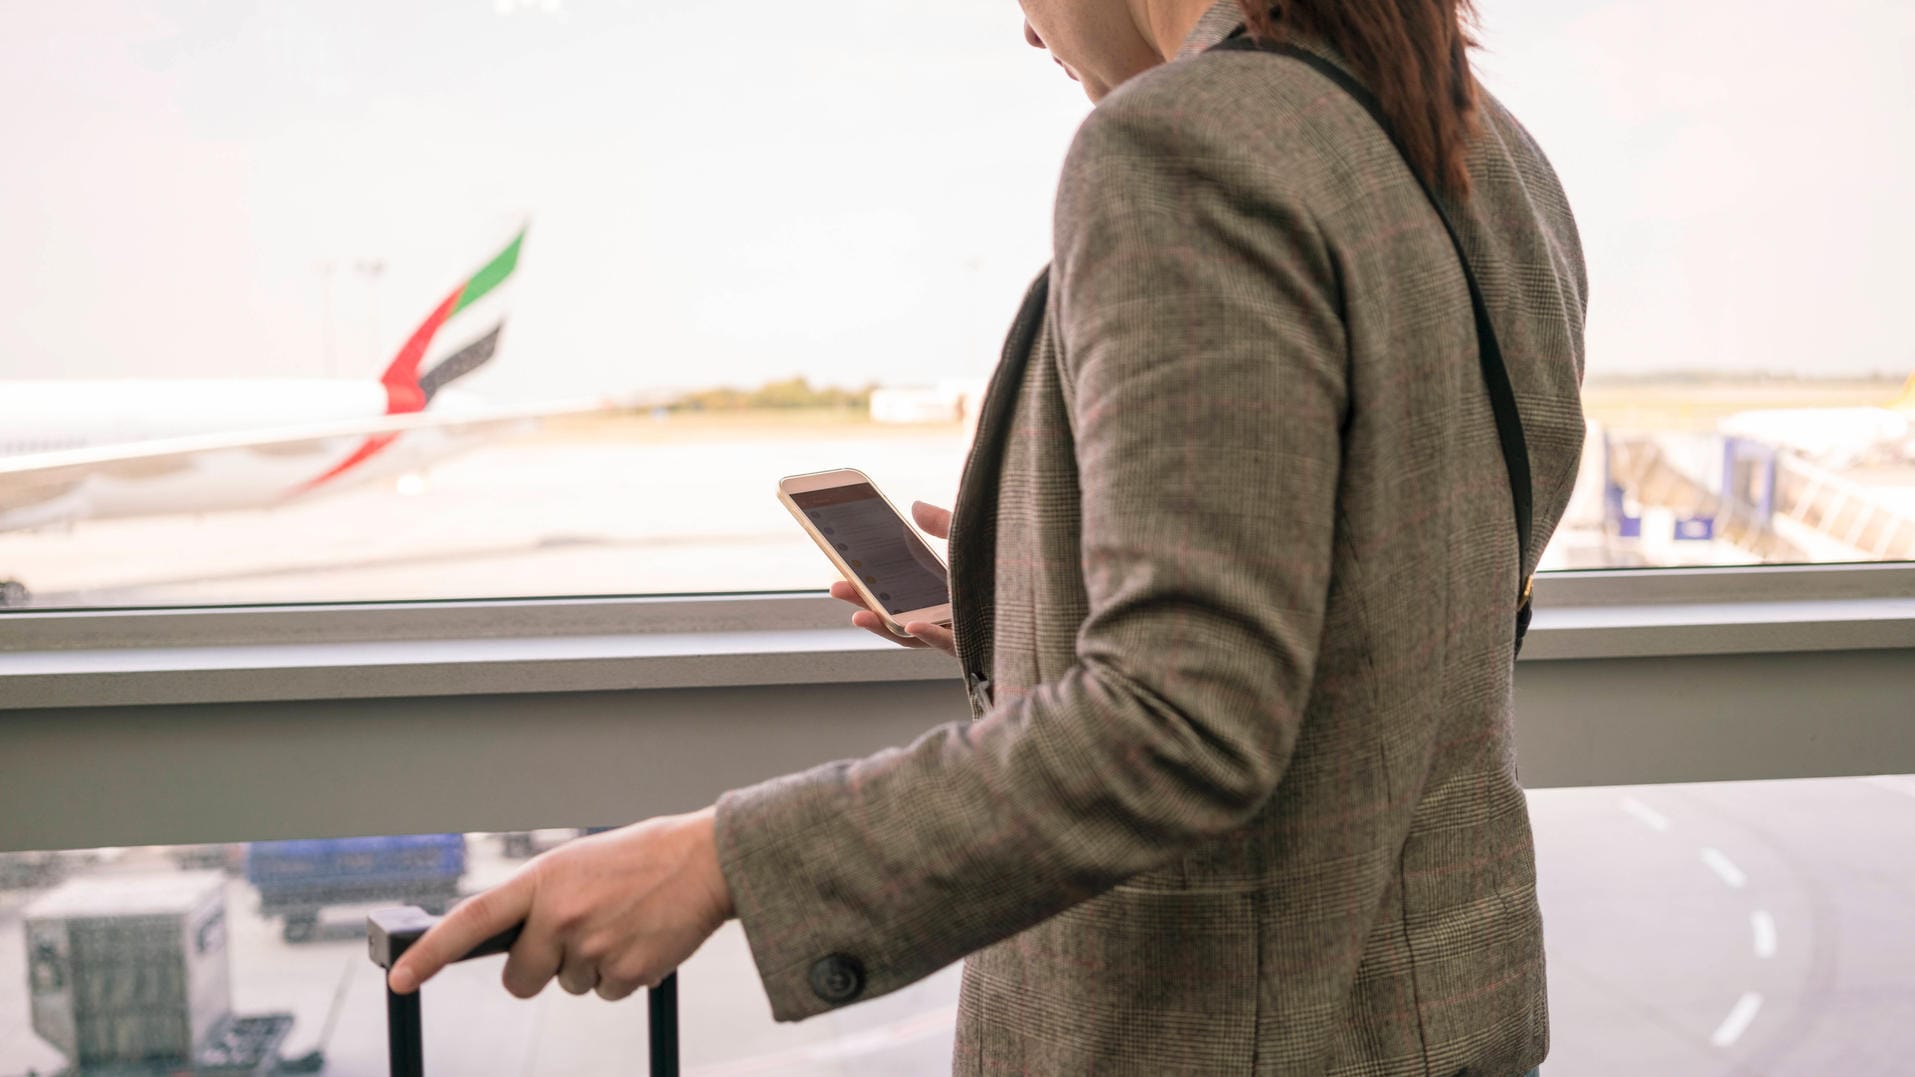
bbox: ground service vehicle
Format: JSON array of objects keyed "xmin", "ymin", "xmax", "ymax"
[{"xmin": 246, "ymin": 835, "xmax": 466, "ymax": 943}]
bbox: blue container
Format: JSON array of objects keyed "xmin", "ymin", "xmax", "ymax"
[{"xmin": 246, "ymin": 835, "xmax": 465, "ymax": 942}]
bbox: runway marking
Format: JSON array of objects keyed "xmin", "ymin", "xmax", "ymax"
[
  {"xmin": 1750, "ymin": 910, "xmax": 1777, "ymax": 958},
  {"xmin": 1701, "ymin": 847, "xmax": 1747, "ymax": 890},
  {"xmin": 1710, "ymin": 991, "xmax": 1764, "ymax": 1047},
  {"xmin": 1619, "ymin": 796, "xmax": 1671, "ymax": 832},
  {"xmin": 689, "ymin": 1003, "xmax": 957, "ymax": 1075}
]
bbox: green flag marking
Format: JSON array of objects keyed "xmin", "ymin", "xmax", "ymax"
[{"xmin": 453, "ymin": 229, "xmax": 524, "ymax": 314}]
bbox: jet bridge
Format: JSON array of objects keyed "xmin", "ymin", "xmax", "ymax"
[{"xmin": 1603, "ymin": 429, "xmax": 1915, "ymax": 564}]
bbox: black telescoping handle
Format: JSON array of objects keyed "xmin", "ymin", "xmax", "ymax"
[{"xmin": 367, "ymin": 906, "xmax": 679, "ymax": 1077}]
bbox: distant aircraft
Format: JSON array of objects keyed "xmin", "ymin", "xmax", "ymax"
[
  {"xmin": 1717, "ymin": 372, "xmax": 1915, "ymax": 468},
  {"xmin": 0, "ymin": 226, "xmax": 628, "ymax": 606}
]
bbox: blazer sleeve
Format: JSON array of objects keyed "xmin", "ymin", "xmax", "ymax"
[{"xmin": 713, "ymin": 86, "xmax": 1349, "ymax": 1022}]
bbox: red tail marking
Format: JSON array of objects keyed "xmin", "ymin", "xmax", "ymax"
[
  {"xmin": 296, "ymin": 431, "xmax": 403, "ymax": 493},
  {"xmin": 379, "ymin": 288, "xmax": 462, "ymax": 415},
  {"xmin": 295, "ymin": 285, "xmax": 463, "ymax": 493}
]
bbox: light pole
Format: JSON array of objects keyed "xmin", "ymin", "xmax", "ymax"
[
  {"xmin": 354, "ymin": 258, "xmax": 388, "ymax": 370},
  {"xmin": 316, "ymin": 260, "xmax": 338, "ymax": 377}
]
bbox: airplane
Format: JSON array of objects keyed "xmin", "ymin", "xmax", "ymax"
[
  {"xmin": 1716, "ymin": 372, "xmax": 1915, "ymax": 468},
  {"xmin": 0, "ymin": 226, "xmax": 631, "ymax": 607}
]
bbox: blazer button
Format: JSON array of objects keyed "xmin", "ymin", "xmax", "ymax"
[{"xmin": 807, "ymin": 953, "xmax": 866, "ymax": 1004}]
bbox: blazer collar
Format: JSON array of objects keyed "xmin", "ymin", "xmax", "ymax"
[
  {"xmin": 1176, "ymin": 0, "xmax": 1251, "ymax": 60},
  {"xmin": 1173, "ymin": 3, "xmax": 1358, "ymax": 83},
  {"xmin": 948, "ymin": 268, "xmax": 1051, "ymax": 684}
]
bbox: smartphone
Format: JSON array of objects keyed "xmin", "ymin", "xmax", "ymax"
[{"xmin": 777, "ymin": 468, "xmax": 952, "ymax": 638}]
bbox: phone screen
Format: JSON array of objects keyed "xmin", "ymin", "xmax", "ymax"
[{"xmin": 790, "ymin": 482, "xmax": 949, "ymax": 617}]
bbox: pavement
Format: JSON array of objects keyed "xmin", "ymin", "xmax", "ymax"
[
  {"xmin": 0, "ymin": 432, "xmax": 979, "ymax": 609},
  {"xmin": 2, "ymin": 775, "xmax": 1913, "ymax": 1075}
]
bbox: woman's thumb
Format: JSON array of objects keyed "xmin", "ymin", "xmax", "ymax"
[{"xmin": 912, "ymin": 500, "xmax": 953, "ymax": 539}]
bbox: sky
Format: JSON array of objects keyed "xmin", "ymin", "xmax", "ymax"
[{"xmin": 0, "ymin": 0, "xmax": 1911, "ymax": 401}]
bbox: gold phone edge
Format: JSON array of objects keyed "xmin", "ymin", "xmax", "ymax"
[{"xmin": 776, "ymin": 479, "xmax": 951, "ymax": 634}]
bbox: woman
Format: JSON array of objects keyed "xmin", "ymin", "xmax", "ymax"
[{"xmin": 392, "ymin": 0, "xmax": 1585, "ymax": 1073}]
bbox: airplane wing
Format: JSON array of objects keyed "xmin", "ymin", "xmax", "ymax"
[{"xmin": 0, "ymin": 397, "xmax": 639, "ymax": 521}]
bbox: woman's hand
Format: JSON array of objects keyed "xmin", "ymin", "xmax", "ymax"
[
  {"xmin": 387, "ymin": 807, "xmax": 733, "ymax": 1002},
  {"xmin": 828, "ymin": 499, "xmax": 957, "ymax": 658}
]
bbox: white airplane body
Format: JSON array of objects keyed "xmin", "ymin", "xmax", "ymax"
[
  {"xmin": 0, "ymin": 380, "xmax": 504, "ymax": 528},
  {"xmin": 0, "ymin": 227, "xmax": 625, "ymax": 602},
  {"xmin": 6, "ymin": 378, "xmax": 430, "ymax": 450}
]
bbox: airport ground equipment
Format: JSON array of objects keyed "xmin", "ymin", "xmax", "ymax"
[
  {"xmin": 499, "ymin": 825, "xmax": 617, "ymax": 859},
  {"xmin": 368, "ymin": 905, "xmax": 679, "ymax": 1076},
  {"xmin": 247, "ymin": 834, "xmax": 465, "ymax": 943},
  {"xmin": 498, "ymin": 828, "xmax": 584, "ymax": 859},
  {"xmin": 0, "ymin": 849, "xmax": 80, "ymax": 890},
  {"xmin": 1604, "ymin": 429, "xmax": 1915, "ymax": 563},
  {"xmin": 22, "ymin": 871, "xmax": 296, "ymax": 1075}
]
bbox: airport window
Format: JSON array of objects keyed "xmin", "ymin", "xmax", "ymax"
[
  {"xmin": 0, "ymin": 833, "xmax": 966, "ymax": 1075},
  {"xmin": 1, "ymin": 1, "xmax": 1910, "ymax": 611},
  {"xmin": 6, "ymin": 775, "xmax": 1912, "ymax": 1075}
]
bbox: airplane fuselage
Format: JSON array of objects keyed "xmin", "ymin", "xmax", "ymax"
[
  {"xmin": 0, "ymin": 380, "xmax": 490, "ymax": 528},
  {"xmin": 0, "ymin": 228, "xmax": 531, "ymax": 545}
]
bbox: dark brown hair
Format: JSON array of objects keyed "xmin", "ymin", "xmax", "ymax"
[{"xmin": 1236, "ymin": 0, "xmax": 1482, "ymax": 196}]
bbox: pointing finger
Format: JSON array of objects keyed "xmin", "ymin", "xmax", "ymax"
[{"xmin": 388, "ymin": 874, "xmax": 536, "ymax": 995}]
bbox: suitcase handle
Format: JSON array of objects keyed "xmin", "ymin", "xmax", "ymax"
[
  {"xmin": 368, "ymin": 906, "xmax": 522, "ymax": 971},
  {"xmin": 367, "ymin": 905, "xmax": 678, "ymax": 1077}
]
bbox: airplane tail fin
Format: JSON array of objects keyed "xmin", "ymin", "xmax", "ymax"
[
  {"xmin": 378, "ymin": 225, "xmax": 526, "ymax": 415},
  {"xmin": 1892, "ymin": 371, "xmax": 1915, "ymax": 411}
]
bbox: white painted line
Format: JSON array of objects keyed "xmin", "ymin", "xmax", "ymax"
[
  {"xmin": 1710, "ymin": 991, "xmax": 1764, "ymax": 1047},
  {"xmin": 1751, "ymin": 910, "xmax": 1778, "ymax": 958},
  {"xmin": 1619, "ymin": 796, "xmax": 1671, "ymax": 832},
  {"xmin": 1701, "ymin": 847, "xmax": 1748, "ymax": 890}
]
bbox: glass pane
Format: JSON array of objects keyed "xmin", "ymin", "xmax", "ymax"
[
  {"xmin": 3, "ymin": 2, "xmax": 1911, "ymax": 610},
  {"xmin": 1473, "ymin": 1, "xmax": 1915, "ymax": 571},
  {"xmin": 1529, "ymin": 774, "xmax": 1915, "ymax": 1074},
  {"xmin": 0, "ymin": 830, "xmax": 962, "ymax": 1075},
  {"xmin": 6, "ymin": 777, "xmax": 1911, "ymax": 1072},
  {"xmin": 0, "ymin": 3, "xmax": 1086, "ymax": 609}
]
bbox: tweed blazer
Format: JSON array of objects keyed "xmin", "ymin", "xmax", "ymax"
[{"xmin": 715, "ymin": 4, "xmax": 1588, "ymax": 1074}]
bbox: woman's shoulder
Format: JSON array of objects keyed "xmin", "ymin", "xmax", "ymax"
[
  {"xmin": 1063, "ymin": 45, "xmax": 1387, "ymax": 203},
  {"xmin": 1068, "ymin": 48, "xmax": 1570, "ymax": 237}
]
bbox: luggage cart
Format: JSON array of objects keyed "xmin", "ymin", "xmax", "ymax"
[{"xmin": 23, "ymin": 873, "xmax": 300, "ymax": 1076}]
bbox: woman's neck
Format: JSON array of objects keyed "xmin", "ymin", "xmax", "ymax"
[{"xmin": 1129, "ymin": 0, "xmax": 1220, "ymax": 61}]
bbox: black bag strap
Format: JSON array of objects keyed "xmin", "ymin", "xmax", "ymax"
[{"xmin": 1210, "ymin": 31, "xmax": 1536, "ymax": 654}]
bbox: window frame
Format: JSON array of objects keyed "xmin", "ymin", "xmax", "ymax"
[
  {"xmin": 3, "ymin": 562, "xmax": 1913, "ymax": 853},
  {"xmin": 2, "ymin": 562, "xmax": 1912, "ymax": 711}
]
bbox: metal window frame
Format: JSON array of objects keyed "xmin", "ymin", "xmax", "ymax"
[
  {"xmin": 2, "ymin": 562, "xmax": 1912, "ymax": 853},
  {"xmin": 4, "ymin": 560, "xmax": 1910, "ymax": 647},
  {"xmin": 2, "ymin": 563, "xmax": 1913, "ymax": 711}
]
